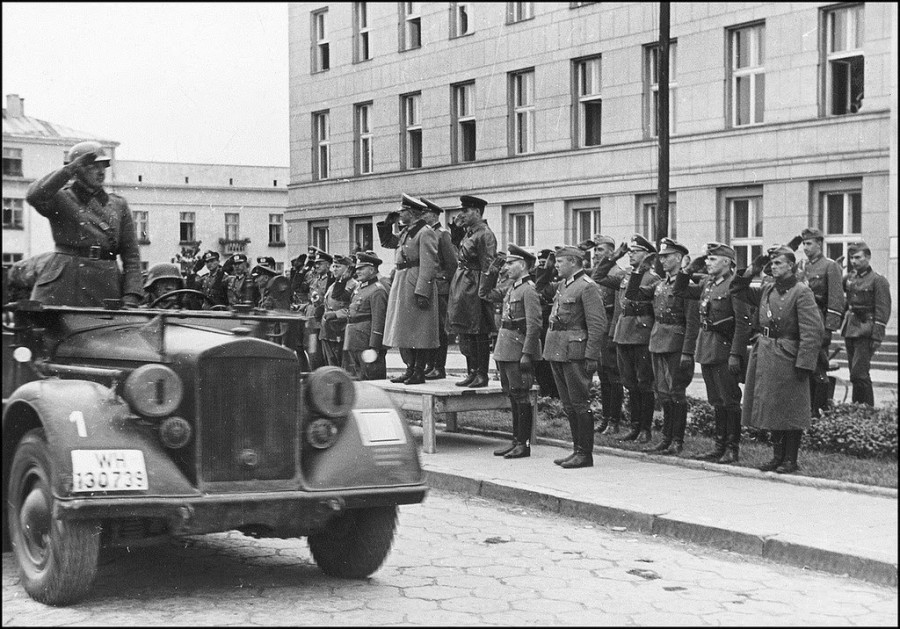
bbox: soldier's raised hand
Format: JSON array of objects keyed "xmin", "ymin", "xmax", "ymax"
[
  {"xmin": 687, "ymin": 255, "xmax": 708, "ymax": 276},
  {"xmin": 69, "ymin": 150, "xmax": 97, "ymax": 169},
  {"xmin": 613, "ymin": 241, "xmax": 629, "ymax": 260}
]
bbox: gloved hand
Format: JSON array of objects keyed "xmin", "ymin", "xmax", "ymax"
[
  {"xmin": 491, "ymin": 253, "xmax": 506, "ymax": 271},
  {"xmin": 519, "ymin": 354, "xmax": 533, "ymax": 375},
  {"xmin": 870, "ymin": 339, "xmax": 882, "ymax": 353},
  {"xmin": 680, "ymin": 353, "xmax": 694, "ymax": 369},
  {"xmin": 582, "ymin": 359, "xmax": 598, "ymax": 378},
  {"xmin": 192, "ymin": 257, "xmax": 206, "ymax": 274},
  {"xmin": 322, "ymin": 311, "xmax": 336, "ymax": 321},
  {"xmin": 727, "ymin": 355, "xmax": 742, "ymax": 376},
  {"xmin": 687, "ymin": 255, "xmax": 708, "ymax": 276},
  {"xmin": 415, "ymin": 295, "xmax": 430, "ymax": 310},
  {"xmin": 638, "ymin": 253, "xmax": 657, "ymax": 274},
  {"xmin": 69, "ymin": 150, "xmax": 97, "ymax": 169},
  {"xmin": 822, "ymin": 330, "xmax": 833, "ymax": 348},
  {"xmin": 613, "ymin": 241, "xmax": 629, "ymax": 261},
  {"xmin": 795, "ymin": 367, "xmax": 812, "ymax": 381},
  {"xmin": 385, "ymin": 211, "xmax": 400, "ymax": 224},
  {"xmin": 750, "ymin": 254, "xmax": 769, "ymax": 277},
  {"xmin": 787, "ymin": 235, "xmax": 804, "ymax": 251}
]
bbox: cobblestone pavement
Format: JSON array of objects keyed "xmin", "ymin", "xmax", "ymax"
[{"xmin": 3, "ymin": 490, "xmax": 897, "ymax": 626}]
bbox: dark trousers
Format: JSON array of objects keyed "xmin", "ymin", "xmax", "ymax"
[
  {"xmin": 425, "ymin": 293, "xmax": 450, "ymax": 370},
  {"xmin": 459, "ymin": 333, "xmax": 491, "ymax": 375},
  {"xmin": 845, "ymin": 337, "xmax": 875, "ymax": 406},
  {"xmin": 344, "ymin": 349, "xmax": 386, "ymax": 381}
]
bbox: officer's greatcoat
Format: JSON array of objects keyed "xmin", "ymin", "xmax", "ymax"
[
  {"xmin": 447, "ymin": 221, "xmax": 497, "ymax": 334},
  {"xmin": 735, "ymin": 277, "xmax": 823, "ymax": 430},
  {"xmin": 383, "ymin": 220, "xmax": 440, "ymax": 349},
  {"xmin": 26, "ymin": 166, "xmax": 143, "ymax": 305}
]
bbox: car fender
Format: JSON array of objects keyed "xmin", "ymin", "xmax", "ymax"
[{"xmin": 3, "ymin": 379, "xmax": 197, "ymax": 497}]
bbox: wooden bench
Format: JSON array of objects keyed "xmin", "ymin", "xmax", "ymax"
[{"xmin": 368, "ymin": 379, "xmax": 539, "ymax": 454}]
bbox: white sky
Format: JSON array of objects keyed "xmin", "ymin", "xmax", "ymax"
[{"xmin": 2, "ymin": 2, "xmax": 289, "ymax": 167}]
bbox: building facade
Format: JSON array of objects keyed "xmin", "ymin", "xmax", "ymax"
[
  {"xmin": 287, "ymin": 2, "xmax": 897, "ymax": 332},
  {"xmin": 2, "ymin": 94, "xmax": 290, "ymax": 275}
]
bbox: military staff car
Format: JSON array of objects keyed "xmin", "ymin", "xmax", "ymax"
[{"xmin": 2, "ymin": 297, "xmax": 426, "ymax": 606}]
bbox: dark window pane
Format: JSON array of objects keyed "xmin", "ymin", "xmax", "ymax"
[
  {"xmin": 735, "ymin": 246, "xmax": 749, "ymax": 269},
  {"xmin": 409, "ymin": 130, "xmax": 422, "ymax": 168},
  {"xmin": 827, "ymin": 242, "xmax": 844, "ymax": 261},
  {"xmin": 732, "ymin": 199, "xmax": 749, "ymax": 238},
  {"xmin": 409, "ymin": 19, "xmax": 421, "ymax": 48},
  {"xmin": 831, "ymin": 60, "xmax": 849, "ymax": 115},
  {"xmin": 849, "ymin": 56, "xmax": 864, "ymax": 113},
  {"xmin": 736, "ymin": 76, "xmax": 750, "ymax": 125},
  {"xmin": 321, "ymin": 44, "xmax": 329, "ymax": 70},
  {"xmin": 826, "ymin": 194, "xmax": 844, "ymax": 234},
  {"xmin": 461, "ymin": 121, "xmax": 476, "ymax": 162},
  {"xmin": 850, "ymin": 193, "xmax": 862, "ymax": 233},
  {"xmin": 584, "ymin": 100, "xmax": 602, "ymax": 146}
]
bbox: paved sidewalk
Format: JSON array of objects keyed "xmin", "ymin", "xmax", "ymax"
[{"xmin": 411, "ymin": 427, "xmax": 898, "ymax": 588}]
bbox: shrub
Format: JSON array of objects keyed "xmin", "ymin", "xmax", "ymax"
[{"xmin": 805, "ymin": 402, "xmax": 898, "ymax": 458}]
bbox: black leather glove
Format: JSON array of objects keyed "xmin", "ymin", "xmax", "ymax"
[
  {"xmin": 385, "ymin": 211, "xmax": 400, "ymax": 224},
  {"xmin": 727, "ymin": 355, "xmax": 742, "ymax": 377},
  {"xmin": 582, "ymin": 359, "xmax": 598, "ymax": 378},
  {"xmin": 192, "ymin": 257, "xmax": 205, "ymax": 274},
  {"xmin": 750, "ymin": 254, "xmax": 769, "ymax": 277},
  {"xmin": 415, "ymin": 295, "xmax": 430, "ymax": 310},
  {"xmin": 796, "ymin": 367, "xmax": 813, "ymax": 381},
  {"xmin": 687, "ymin": 255, "xmax": 707, "ymax": 276},
  {"xmin": 787, "ymin": 235, "xmax": 803, "ymax": 251},
  {"xmin": 613, "ymin": 241, "xmax": 629, "ymax": 261}
]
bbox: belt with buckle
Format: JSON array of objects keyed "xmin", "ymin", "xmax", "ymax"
[
  {"xmin": 549, "ymin": 322, "xmax": 587, "ymax": 332},
  {"xmin": 760, "ymin": 327, "xmax": 796, "ymax": 340},
  {"xmin": 55, "ymin": 244, "xmax": 116, "ymax": 261},
  {"xmin": 501, "ymin": 319, "xmax": 527, "ymax": 332},
  {"xmin": 395, "ymin": 261, "xmax": 419, "ymax": 270},
  {"xmin": 348, "ymin": 314, "xmax": 372, "ymax": 323}
]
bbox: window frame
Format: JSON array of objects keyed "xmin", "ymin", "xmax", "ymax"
[
  {"xmin": 821, "ymin": 3, "xmax": 865, "ymax": 116},
  {"xmin": 2, "ymin": 147, "xmax": 23, "ymax": 177},
  {"xmin": 450, "ymin": 2, "xmax": 472, "ymax": 38},
  {"xmin": 269, "ymin": 213, "xmax": 285, "ymax": 245},
  {"xmin": 504, "ymin": 204, "xmax": 535, "ymax": 248},
  {"xmin": 812, "ymin": 179, "xmax": 863, "ymax": 262},
  {"xmin": 179, "ymin": 211, "xmax": 196, "ymax": 244},
  {"xmin": 644, "ymin": 41, "xmax": 677, "ymax": 139},
  {"xmin": 355, "ymin": 102, "xmax": 375, "ymax": 175},
  {"xmin": 351, "ymin": 217, "xmax": 374, "ymax": 253},
  {"xmin": 401, "ymin": 92, "xmax": 423, "ymax": 170},
  {"xmin": 311, "ymin": 8, "xmax": 330, "ymax": 73},
  {"xmin": 353, "ymin": 2, "xmax": 371, "ymax": 63},
  {"xmin": 399, "ymin": 2, "xmax": 422, "ymax": 52},
  {"xmin": 133, "ymin": 210, "xmax": 150, "ymax": 243},
  {"xmin": 452, "ymin": 81, "xmax": 477, "ymax": 164},
  {"xmin": 573, "ymin": 55, "xmax": 603, "ymax": 149},
  {"xmin": 224, "ymin": 213, "xmax": 240, "ymax": 241},
  {"xmin": 510, "ymin": 68, "xmax": 536, "ymax": 156},
  {"xmin": 636, "ymin": 193, "xmax": 677, "ymax": 243},
  {"xmin": 312, "ymin": 110, "xmax": 330, "ymax": 181},
  {"xmin": 727, "ymin": 21, "xmax": 766, "ymax": 128},
  {"xmin": 2, "ymin": 197, "xmax": 24, "ymax": 229},
  {"xmin": 506, "ymin": 2, "xmax": 533, "ymax": 24},
  {"xmin": 309, "ymin": 220, "xmax": 330, "ymax": 252},
  {"xmin": 2, "ymin": 252, "xmax": 24, "ymax": 269}
]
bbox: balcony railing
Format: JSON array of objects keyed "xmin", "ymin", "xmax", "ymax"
[{"xmin": 219, "ymin": 237, "xmax": 251, "ymax": 254}]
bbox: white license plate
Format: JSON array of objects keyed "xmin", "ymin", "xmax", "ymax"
[
  {"xmin": 71, "ymin": 450, "xmax": 148, "ymax": 493},
  {"xmin": 354, "ymin": 410, "xmax": 407, "ymax": 446}
]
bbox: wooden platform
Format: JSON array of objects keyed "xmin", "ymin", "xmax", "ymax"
[{"xmin": 367, "ymin": 378, "xmax": 539, "ymax": 454}]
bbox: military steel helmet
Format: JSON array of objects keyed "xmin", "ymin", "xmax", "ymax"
[
  {"xmin": 66, "ymin": 140, "xmax": 111, "ymax": 165},
  {"xmin": 143, "ymin": 263, "xmax": 184, "ymax": 290}
]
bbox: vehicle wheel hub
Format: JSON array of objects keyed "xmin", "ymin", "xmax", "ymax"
[{"xmin": 19, "ymin": 482, "xmax": 51, "ymax": 567}]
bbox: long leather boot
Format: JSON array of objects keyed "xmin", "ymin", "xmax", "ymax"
[
  {"xmin": 637, "ymin": 391, "xmax": 655, "ymax": 444},
  {"xmin": 662, "ymin": 400, "xmax": 687, "ymax": 455},
  {"xmin": 505, "ymin": 401, "xmax": 532, "ymax": 459},
  {"xmin": 456, "ymin": 350, "xmax": 476, "ymax": 386},
  {"xmin": 390, "ymin": 349, "xmax": 414, "ymax": 383},
  {"xmin": 561, "ymin": 408, "xmax": 594, "ymax": 468},
  {"xmin": 617, "ymin": 388, "xmax": 642, "ymax": 441},
  {"xmin": 425, "ymin": 344, "xmax": 448, "ymax": 380},
  {"xmin": 404, "ymin": 349, "xmax": 427, "ymax": 384},
  {"xmin": 776, "ymin": 430, "xmax": 801, "ymax": 474},
  {"xmin": 596, "ymin": 381, "xmax": 611, "ymax": 434},
  {"xmin": 695, "ymin": 406, "xmax": 727, "ymax": 460},
  {"xmin": 759, "ymin": 430, "xmax": 785, "ymax": 472},
  {"xmin": 494, "ymin": 397, "xmax": 519, "ymax": 456},
  {"xmin": 602, "ymin": 383, "xmax": 623, "ymax": 434},
  {"xmin": 717, "ymin": 408, "xmax": 741, "ymax": 464},
  {"xmin": 467, "ymin": 335, "xmax": 490, "ymax": 388},
  {"xmin": 644, "ymin": 400, "xmax": 672, "ymax": 452},
  {"xmin": 554, "ymin": 408, "xmax": 579, "ymax": 465}
]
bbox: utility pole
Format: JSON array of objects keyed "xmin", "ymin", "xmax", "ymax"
[{"xmin": 656, "ymin": 2, "xmax": 670, "ymax": 245}]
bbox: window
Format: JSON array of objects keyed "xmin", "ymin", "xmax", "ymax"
[
  {"xmin": 3, "ymin": 252, "xmax": 24, "ymax": 269},
  {"xmin": 728, "ymin": 23, "xmax": 765, "ymax": 126},
  {"xmin": 401, "ymin": 93, "xmax": 423, "ymax": 169},
  {"xmin": 823, "ymin": 4, "xmax": 864, "ymax": 115},
  {"xmin": 570, "ymin": 199, "xmax": 603, "ymax": 266},
  {"xmin": 225, "ymin": 213, "xmax": 240, "ymax": 241},
  {"xmin": 400, "ymin": 2, "xmax": 421, "ymax": 51},
  {"xmin": 574, "ymin": 56, "xmax": 602, "ymax": 147},
  {"xmin": 179, "ymin": 212, "xmax": 196, "ymax": 243},
  {"xmin": 721, "ymin": 189, "xmax": 763, "ymax": 269},
  {"xmin": 351, "ymin": 218, "xmax": 374, "ymax": 253},
  {"xmin": 312, "ymin": 111, "xmax": 330, "ymax": 180},
  {"xmin": 355, "ymin": 103, "xmax": 374, "ymax": 175},
  {"xmin": 3, "ymin": 147, "xmax": 23, "ymax": 177},
  {"xmin": 507, "ymin": 2, "xmax": 533, "ymax": 23},
  {"xmin": 2, "ymin": 198, "xmax": 24, "ymax": 229},
  {"xmin": 311, "ymin": 9, "xmax": 329, "ymax": 72},
  {"xmin": 510, "ymin": 70, "xmax": 535, "ymax": 155},
  {"xmin": 815, "ymin": 182, "xmax": 862, "ymax": 261},
  {"xmin": 645, "ymin": 42, "xmax": 677, "ymax": 137},
  {"xmin": 505, "ymin": 205, "xmax": 534, "ymax": 247},
  {"xmin": 310, "ymin": 221, "xmax": 330, "ymax": 252},
  {"xmin": 452, "ymin": 82, "xmax": 476, "ymax": 163},
  {"xmin": 353, "ymin": 2, "xmax": 371, "ymax": 62},
  {"xmin": 133, "ymin": 210, "xmax": 149, "ymax": 243},
  {"xmin": 269, "ymin": 214, "xmax": 284, "ymax": 245},
  {"xmin": 637, "ymin": 193, "xmax": 677, "ymax": 243},
  {"xmin": 450, "ymin": 2, "xmax": 472, "ymax": 38}
]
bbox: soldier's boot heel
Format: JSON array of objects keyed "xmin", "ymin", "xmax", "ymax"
[
  {"xmin": 560, "ymin": 448, "xmax": 593, "ymax": 469},
  {"xmin": 455, "ymin": 370, "xmax": 476, "ymax": 387},
  {"xmin": 504, "ymin": 443, "xmax": 530, "ymax": 459},
  {"xmin": 467, "ymin": 372, "xmax": 489, "ymax": 388},
  {"xmin": 553, "ymin": 452, "xmax": 577, "ymax": 466}
]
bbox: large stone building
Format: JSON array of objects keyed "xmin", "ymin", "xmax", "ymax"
[
  {"xmin": 287, "ymin": 1, "xmax": 897, "ymax": 332},
  {"xmin": 2, "ymin": 94, "xmax": 290, "ymax": 275}
]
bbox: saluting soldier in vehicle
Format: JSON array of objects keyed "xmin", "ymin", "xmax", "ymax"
[
  {"xmin": 674, "ymin": 243, "xmax": 752, "ymax": 464},
  {"xmin": 626, "ymin": 238, "xmax": 699, "ymax": 455},
  {"xmin": 590, "ymin": 235, "xmax": 627, "ymax": 434},
  {"xmin": 537, "ymin": 246, "xmax": 607, "ymax": 469},
  {"xmin": 795, "ymin": 227, "xmax": 845, "ymax": 416},
  {"xmin": 383, "ymin": 194, "xmax": 441, "ymax": 385},
  {"xmin": 593, "ymin": 235, "xmax": 660, "ymax": 444},
  {"xmin": 25, "ymin": 140, "xmax": 144, "ymax": 307},
  {"xmin": 447, "ymin": 195, "xmax": 498, "ymax": 389},
  {"xmin": 223, "ymin": 253, "xmax": 257, "ymax": 305},
  {"xmin": 193, "ymin": 251, "xmax": 229, "ymax": 309},
  {"xmin": 343, "ymin": 252, "xmax": 390, "ymax": 380},
  {"xmin": 319, "ymin": 254, "xmax": 358, "ymax": 368},
  {"xmin": 479, "ymin": 244, "xmax": 543, "ymax": 460},
  {"xmin": 841, "ymin": 241, "xmax": 892, "ymax": 406},
  {"xmin": 420, "ymin": 198, "xmax": 459, "ymax": 380}
]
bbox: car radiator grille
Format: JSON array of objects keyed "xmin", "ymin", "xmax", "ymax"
[{"xmin": 197, "ymin": 356, "xmax": 297, "ymax": 483}]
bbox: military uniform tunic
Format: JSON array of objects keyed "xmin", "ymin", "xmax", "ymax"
[
  {"xmin": 319, "ymin": 276, "xmax": 358, "ymax": 366},
  {"xmin": 26, "ymin": 165, "xmax": 143, "ymax": 305},
  {"xmin": 841, "ymin": 267, "xmax": 892, "ymax": 398},
  {"xmin": 798, "ymin": 254, "xmax": 845, "ymax": 331},
  {"xmin": 343, "ymin": 275, "xmax": 389, "ymax": 380}
]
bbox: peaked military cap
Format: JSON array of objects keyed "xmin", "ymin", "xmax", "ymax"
[
  {"xmin": 593, "ymin": 234, "xmax": 616, "ymax": 247},
  {"xmin": 314, "ymin": 251, "xmax": 334, "ymax": 264},
  {"xmin": 355, "ymin": 251, "xmax": 382, "ymax": 268},
  {"xmin": 537, "ymin": 248, "xmax": 554, "ymax": 261},
  {"xmin": 256, "ymin": 256, "xmax": 276, "ymax": 268},
  {"xmin": 801, "ymin": 227, "xmax": 824, "ymax": 241},
  {"xmin": 202, "ymin": 250, "xmax": 220, "ymax": 262},
  {"xmin": 555, "ymin": 245, "xmax": 587, "ymax": 261},
  {"xmin": 400, "ymin": 193, "xmax": 427, "ymax": 211},
  {"xmin": 308, "ymin": 245, "xmax": 325, "ymax": 256},
  {"xmin": 847, "ymin": 241, "xmax": 870, "ymax": 255},
  {"xmin": 768, "ymin": 245, "xmax": 796, "ymax": 261},
  {"xmin": 506, "ymin": 244, "xmax": 536, "ymax": 267},
  {"xmin": 230, "ymin": 253, "xmax": 248, "ymax": 264},
  {"xmin": 705, "ymin": 242, "xmax": 736, "ymax": 260},
  {"xmin": 657, "ymin": 237, "xmax": 688, "ymax": 256},
  {"xmin": 459, "ymin": 195, "xmax": 488, "ymax": 212},
  {"xmin": 420, "ymin": 197, "xmax": 444, "ymax": 214},
  {"xmin": 252, "ymin": 260, "xmax": 278, "ymax": 276},
  {"xmin": 332, "ymin": 254, "xmax": 353, "ymax": 266},
  {"xmin": 629, "ymin": 234, "xmax": 656, "ymax": 253},
  {"xmin": 577, "ymin": 238, "xmax": 597, "ymax": 251}
]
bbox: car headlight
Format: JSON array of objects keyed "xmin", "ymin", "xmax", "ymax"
[
  {"xmin": 121, "ymin": 364, "xmax": 183, "ymax": 418},
  {"xmin": 305, "ymin": 366, "xmax": 355, "ymax": 419}
]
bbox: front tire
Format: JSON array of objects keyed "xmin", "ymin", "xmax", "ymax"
[
  {"xmin": 8, "ymin": 429, "xmax": 101, "ymax": 606},
  {"xmin": 308, "ymin": 505, "xmax": 398, "ymax": 578}
]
